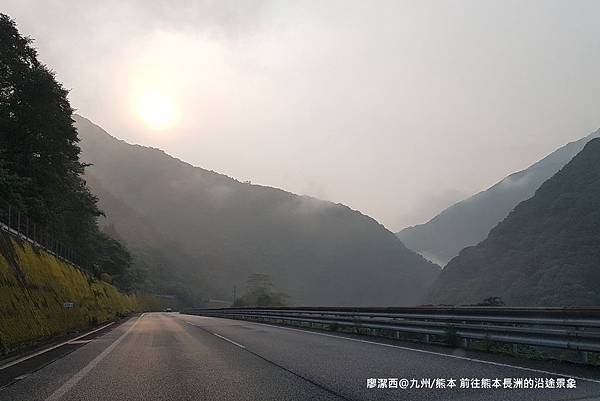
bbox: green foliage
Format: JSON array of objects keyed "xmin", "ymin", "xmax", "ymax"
[
  {"xmin": 429, "ymin": 139, "xmax": 600, "ymax": 306},
  {"xmin": 91, "ymin": 231, "xmax": 131, "ymax": 277},
  {"xmin": 0, "ymin": 14, "xmax": 95, "ymax": 229},
  {"xmin": 233, "ymin": 274, "xmax": 289, "ymax": 307},
  {"xmin": 443, "ymin": 325, "xmax": 460, "ymax": 347},
  {"xmin": 0, "ymin": 14, "xmax": 135, "ymax": 287}
]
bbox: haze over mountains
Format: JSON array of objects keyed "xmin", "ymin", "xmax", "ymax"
[
  {"xmin": 87, "ymin": 175, "xmax": 211, "ymax": 305},
  {"xmin": 397, "ymin": 129, "xmax": 600, "ymax": 266},
  {"xmin": 74, "ymin": 115, "xmax": 600, "ymax": 308},
  {"xmin": 428, "ymin": 138, "xmax": 600, "ymax": 306},
  {"xmin": 75, "ymin": 115, "xmax": 440, "ymax": 306}
]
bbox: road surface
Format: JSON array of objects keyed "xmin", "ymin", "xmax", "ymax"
[{"xmin": 1, "ymin": 312, "xmax": 600, "ymax": 401}]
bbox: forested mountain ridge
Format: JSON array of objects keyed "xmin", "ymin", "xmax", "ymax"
[
  {"xmin": 75, "ymin": 115, "xmax": 440, "ymax": 306},
  {"xmin": 397, "ymin": 129, "xmax": 600, "ymax": 266},
  {"xmin": 428, "ymin": 138, "xmax": 600, "ymax": 306}
]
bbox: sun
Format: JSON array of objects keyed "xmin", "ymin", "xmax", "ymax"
[{"xmin": 136, "ymin": 90, "xmax": 176, "ymax": 129}]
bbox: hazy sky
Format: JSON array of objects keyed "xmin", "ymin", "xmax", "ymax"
[{"xmin": 4, "ymin": 0, "xmax": 600, "ymax": 231}]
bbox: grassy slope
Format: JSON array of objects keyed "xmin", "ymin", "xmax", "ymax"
[{"xmin": 0, "ymin": 231, "xmax": 154, "ymax": 354}]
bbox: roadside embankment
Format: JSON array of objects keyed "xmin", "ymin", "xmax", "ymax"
[{"xmin": 0, "ymin": 230, "xmax": 157, "ymax": 354}]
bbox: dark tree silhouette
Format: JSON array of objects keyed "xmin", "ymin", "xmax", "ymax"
[
  {"xmin": 234, "ymin": 273, "xmax": 289, "ymax": 307},
  {"xmin": 0, "ymin": 14, "xmax": 134, "ymax": 288}
]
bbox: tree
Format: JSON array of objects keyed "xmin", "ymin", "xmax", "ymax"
[
  {"xmin": 0, "ymin": 14, "xmax": 135, "ymax": 287},
  {"xmin": 233, "ymin": 273, "xmax": 289, "ymax": 307},
  {"xmin": 1, "ymin": 14, "xmax": 98, "ymax": 234},
  {"xmin": 91, "ymin": 231, "xmax": 131, "ymax": 276}
]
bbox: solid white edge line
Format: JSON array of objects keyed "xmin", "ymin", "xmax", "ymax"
[
  {"xmin": 44, "ymin": 315, "xmax": 142, "ymax": 401},
  {"xmin": 188, "ymin": 315, "xmax": 600, "ymax": 385},
  {"xmin": 0, "ymin": 322, "xmax": 115, "ymax": 371}
]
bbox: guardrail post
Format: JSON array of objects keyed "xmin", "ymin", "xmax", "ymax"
[
  {"xmin": 424, "ymin": 334, "xmax": 430, "ymax": 344},
  {"xmin": 581, "ymin": 351, "xmax": 589, "ymax": 364}
]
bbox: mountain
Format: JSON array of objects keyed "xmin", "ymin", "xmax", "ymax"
[
  {"xmin": 86, "ymin": 174, "xmax": 211, "ymax": 305},
  {"xmin": 428, "ymin": 138, "xmax": 600, "ymax": 306},
  {"xmin": 74, "ymin": 115, "xmax": 440, "ymax": 306},
  {"xmin": 397, "ymin": 129, "xmax": 600, "ymax": 266}
]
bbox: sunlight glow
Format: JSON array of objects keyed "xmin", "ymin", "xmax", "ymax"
[{"xmin": 137, "ymin": 90, "xmax": 176, "ymax": 129}]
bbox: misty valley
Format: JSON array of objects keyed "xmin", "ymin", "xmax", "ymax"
[
  {"xmin": 2, "ymin": 4, "xmax": 600, "ymax": 401},
  {"xmin": 75, "ymin": 115, "xmax": 600, "ymax": 308}
]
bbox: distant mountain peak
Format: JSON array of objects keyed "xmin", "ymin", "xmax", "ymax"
[
  {"xmin": 428, "ymin": 137, "xmax": 600, "ymax": 306},
  {"xmin": 397, "ymin": 128, "xmax": 600, "ymax": 266}
]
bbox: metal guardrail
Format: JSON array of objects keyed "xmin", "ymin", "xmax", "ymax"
[{"xmin": 182, "ymin": 306, "xmax": 600, "ymax": 357}]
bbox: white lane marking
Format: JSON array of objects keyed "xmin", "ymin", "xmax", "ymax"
[
  {"xmin": 187, "ymin": 316, "xmax": 600, "ymax": 385},
  {"xmin": 212, "ymin": 333, "xmax": 246, "ymax": 349},
  {"xmin": 67, "ymin": 340, "xmax": 92, "ymax": 345},
  {"xmin": 0, "ymin": 322, "xmax": 114, "ymax": 371},
  {"xmin": 44, "ymin": 316, "xmax": 141, "ymax": 401},
  {"xmin": 184, "ymin": 321, "xmax": 246, "ymax": 349}
]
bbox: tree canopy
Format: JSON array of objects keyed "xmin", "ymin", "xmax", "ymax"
[
  {"xmin": 0, "ymin": 14, "xmax": 134, "ymax": 287},
  {"xmin": 233, "ymin": 274, "xmax": 289, "ymax": 307}
]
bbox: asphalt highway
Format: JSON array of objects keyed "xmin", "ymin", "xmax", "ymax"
[{"xmin": 1, "ymin": 312, "xmax": 600, "ymax": 401}]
